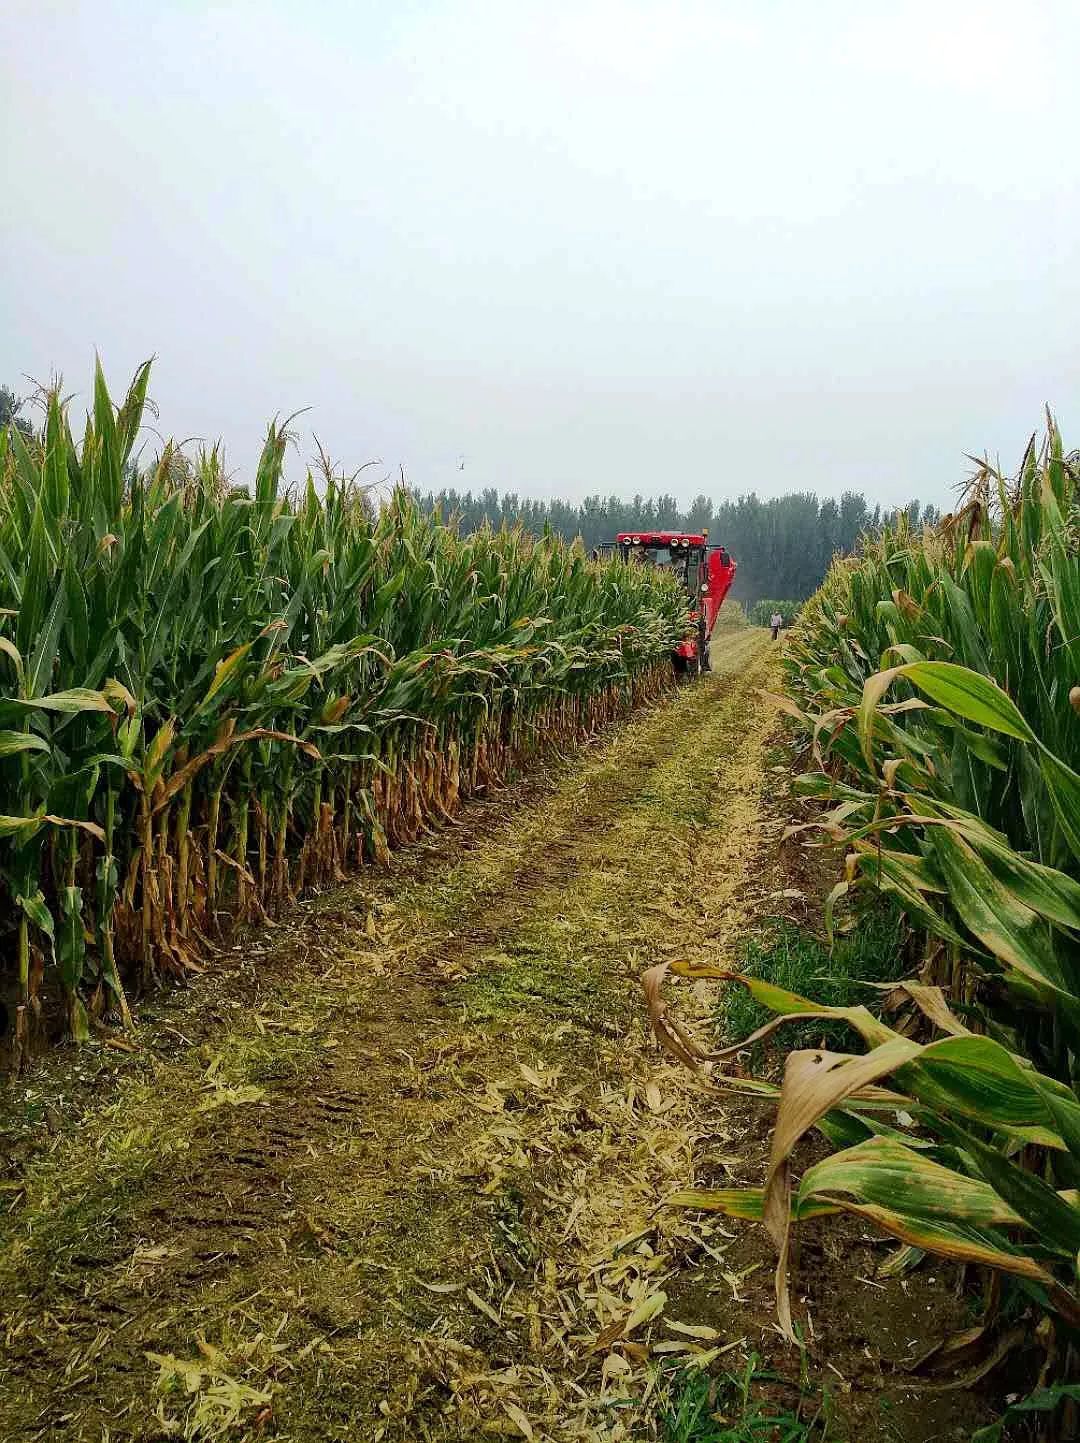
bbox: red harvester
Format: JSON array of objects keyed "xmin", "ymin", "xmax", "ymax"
[{"xmin": 597, "ymin": 531, "xmax": 737, "ymax": 675}]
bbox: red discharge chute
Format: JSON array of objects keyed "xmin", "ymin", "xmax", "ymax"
[{"xmin": 703, "ymin": 548, "xmax": 737, "ymax": 637}]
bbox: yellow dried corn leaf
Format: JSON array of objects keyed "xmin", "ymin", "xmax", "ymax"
[
  {"xmin": 466, "ymin": 1287, "xmax": 503, "ymax": 1327},
  {"xmin": 501, "ymin": 1401, "xmax": 534, "ymax": 1439},
  {"xmin": 665, "ymin": 1320, "xmax": 720, "ymax": 1340},
  {"xmin": 624, "ymin": 1290, "xmax": 667, "ymax": 1336}
]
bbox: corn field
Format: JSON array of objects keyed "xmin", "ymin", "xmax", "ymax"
[
  {"xmin": 0, "ymin": 360, "xmax": 688, "ymax": 1066},
  {"xmin": 650, "ymin": 423, "xmax": 1080, "ymax": 1423}
]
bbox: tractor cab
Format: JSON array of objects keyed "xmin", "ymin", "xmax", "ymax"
[{"xmin": 597, "ymin": 531, "xmax": 737, "ymax": 674}]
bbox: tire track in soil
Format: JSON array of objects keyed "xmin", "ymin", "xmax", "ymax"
[{"xmin": 0, "ymin": 629, "xmax": 777, "ymax": 1442}]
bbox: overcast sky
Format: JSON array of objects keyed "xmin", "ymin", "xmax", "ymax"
[{"xmin": 4, "ymin": 1, "xmax": 1078, "ymax": 509}]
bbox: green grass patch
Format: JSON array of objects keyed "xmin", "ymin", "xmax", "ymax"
[
  {"xmin": 719, "ymin": 902, "xmax": 911, "ymax": 1056},
  {"xmin": 0, "ymin": 1105, "xmax": 195, "ymax": 1283},
  {"xmin": 455, "ymin": 943, "xmax": 621, "ymax": 1026},
  {"xmin": 199, "ymin": 1027, "xmax": 323, "ymax": 1086},
  {"xmin": 490, "ymin": 1179, "xmax": 540, "ymax": 1272},
  {"xmin": 657, "ymin": 1356, "xmax": 840, "ymax": 1442}
]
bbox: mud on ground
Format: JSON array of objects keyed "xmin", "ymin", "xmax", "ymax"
[{"xmin": 0, "ymin": 629, "xmax": 988, "ymax": 1441}]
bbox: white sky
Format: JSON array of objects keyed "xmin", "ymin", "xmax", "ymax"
[{"xmin": 4, "ymin": 0, "xmax": 1078, "ymax": 507}]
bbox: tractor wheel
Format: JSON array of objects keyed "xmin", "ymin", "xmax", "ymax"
[{"xmin": 701, "ymin": 641, "xmax": 712, "ymax": 673}]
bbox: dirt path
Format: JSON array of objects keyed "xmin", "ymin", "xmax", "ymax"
[{"xmin": 1, "ymin": 630, "xmax": 780, "ymax": 1442}]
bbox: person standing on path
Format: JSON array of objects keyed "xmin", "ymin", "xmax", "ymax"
[{"xmin": 770, "ymin": 610, "xmax": 783, "ymax": 641}]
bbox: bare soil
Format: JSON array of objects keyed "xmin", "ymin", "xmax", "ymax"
[{"xmin": 0, "ymin": 629, "xmax": 991, "ymax": 1441}]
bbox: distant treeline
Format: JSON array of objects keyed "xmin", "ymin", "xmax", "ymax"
[{"xmin": 412, "ymin": 488, "xmax": 942, "ymax": 604}]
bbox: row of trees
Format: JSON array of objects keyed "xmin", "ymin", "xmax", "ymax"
[
  {"xmin": 413, "ymin": 487, "xmax": 942, "ymax": 603},
  {"xmin": 0, "ymin": 386, "xmax": 33, "ymax": 439},
  {"xmin": 2, "ymin": 377, "xmax": 938, "ymax": 605}
]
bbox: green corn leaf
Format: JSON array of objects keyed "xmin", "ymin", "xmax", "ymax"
[
  {"xmin": 799, "ymin": 1136, "xmax": 1026, "ymax": 1230},
  {"xmin": 5, "ymin": 687, "xmax": 113, "ymax": 715},
  {"xmin": 16, "ymin": 888, "xmax": 54, "ymax": 937},
  {"xmin": 25, "ymin": 583, "xmax": 67, "ymax": 700},
  {"xmin": 43, "ymin": 390, "xmax": 69, "ymax": 520},
  {"xmin": 898, "ymin": 1033, "xmax": 1080, "ymax": 1151},
  {"xmin": 856, "ymin": 665, "xmax": 901, "ymax": 766},
  {"xmin": 197, "ymin": 642, "xmax": 254, "ymax": 711},
  {"xmin": 972, "ymin": 1384, "xmax": 1080, "ymax": 1443},
  {"xmin": 0, "ymin": 731, "xmax": 50, "ymax": 758},
  {"xmin": 930, "ymin": 1116, "xmax": 1080, "ymax": 1255},
  {"xmin": 116, "ymin": 358, "xmax": 153, "ymax": 462},
  {"xmin": 17, "ymin": 496, "xmax": 51, "ymax": 661},
  {"xmin": 57, "ymin": 884, "xmax": 86, "ymax": 993},
  {"xmin": 666, "ymin": 1187, "xmax": 842, "ymax": 1222},
  {"xmin": 817, "ymin": 1203, "xmax": 1059, "ymax": 1288},
  {"xmin": 1037, "ymin": 746, "xmax": 1080, "ymax": 866},
  {"xmin": 973, "ymin": 836, "xmax": 1080, "ymax": 934},
  {"xmin": 0, "ymin": 635, "xmax": 25, "ymax": 686},
  {"xmin": 896, "ymin": 661, "xmax": 1036, "ymax": 741},
  {"xmin": 853, "ymin": 846, "xmax": 968, "ymax": 947},
  {"xmin": 0, "ymin": 815, "xmax": 46, "ymax": 840},
  {"xmin": 924, "ymin": 826, "xmax": 1076, "ymax": 1004},
  {"xmin": 93, "ymin": 354, "xmax": 122, "ymax": 517}
]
